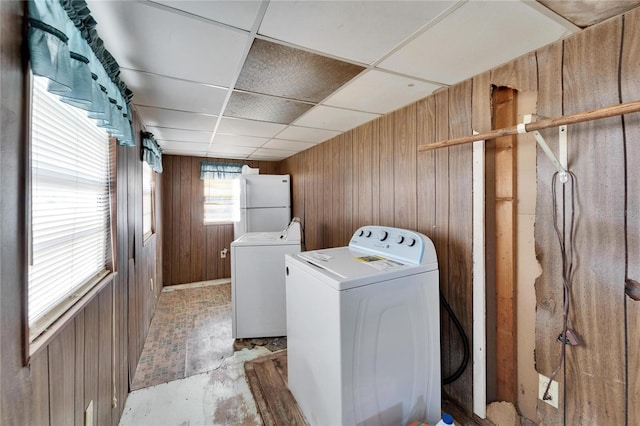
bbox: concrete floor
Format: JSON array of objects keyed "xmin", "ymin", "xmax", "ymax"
[
  {"xmin": 119, "ymin": 346, "xmax": 271, "ymax": 426},
  {"xmin": 119, "ymin": 280, "xmax": 273, "ymax": 426}
]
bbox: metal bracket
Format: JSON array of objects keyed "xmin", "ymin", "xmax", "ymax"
[{"xmin": 520, "ymin": 114, "xmax": 569, "ymax": 183}]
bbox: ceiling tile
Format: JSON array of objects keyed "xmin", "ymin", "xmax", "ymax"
[
  {"xmin": 150, "ymin": 0, "xmax": 263, "ymax": 30},
  {"xmin": 263, "ymin": 139, "xmax": 316, "ymax": 151},
  {"xmin": 217, "ymin": 117, "xmax": 286, "ymax": 137},
  {"xmin": 136, "ymin": 106, "xmax": 217, "ymax": 131},
  {"xmin": 236, "ymin": 39, "xmax": 365, "ymax": 103},
  {"xmin": 275, "ymin": 126, "xmax": 340, "ymax": 143},
  {"xmin": 250, "ymin": 148, "xmax": 297, "ymax": 160},
  {"xmin": 323, "ymin": 69, "xmax": 442, "ymax": 114},
  {"xmin": 248, "ymin": 155, "xmax": 289, "ymax": 161},
  {"xmin": 378, "ymin": 1, "xmax": 576, "ymax": 85},
  {"xmin": 207, "ymin": 145, "xmax": 256, "ymax": 156},
  {"xmin": 121, "ymin": 69, "xmax": 227, "ymax": 115},
  {"xmin": 163, "ymin": 149, "xmax": 208, "ymax": 156},
  {"xmin": 259, "ymin": 1, "xmax": 457, "ymax": 64},
  {"xmin": 211, "ymin": 134, "xmax": 269, "ymax": 148},
  {"xmin": 158, "ymin": 140, "xmax": 210, "ymax": 152},
  {"xmin": 209, "ymin": 153, "xmax": 249, "ymax": 160},
  {"xmin": 293, "ymin": 105, "xmax": 380, "ymax": 132},
  {"xmin": 225, "ymin": 91, "xmax": 314, "ymax": 124},
  {"xmin": 146, "ymin": 127, "xmax": 212, "ymax": 143},
  {"xmin": 86, "ymin": 0, "xmax": 248, "ymax": 86}
]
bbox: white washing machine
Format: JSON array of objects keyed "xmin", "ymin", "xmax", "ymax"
[
  {"xmin": 285, "ymin": 226, "xmax": 441, "ymax": 426},
  {"xmin": 231, "ymin": 219, "xmax": 302, "ymax": 338}
]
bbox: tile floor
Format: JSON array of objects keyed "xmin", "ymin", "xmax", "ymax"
[
  {"xmin": 120, "ymin": 280, "xmax": 284, "ymax": 425},
  {"xmin": 131, "ymin": 280, "xmax": 235, "ymax": 390}
]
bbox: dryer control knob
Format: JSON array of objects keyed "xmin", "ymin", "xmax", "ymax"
[
  {"xmin": 406, "ymin": 237, "xmax": 416, "ymax": 247},
  {"xmin": 378, "ymin": 230, "xmax": 388, "ymax": 241},
  {"xmin": 357, "ymin": 229, "xmax": 364, "ymax": 237},
  {"xmin": 364, "ymin": 230, "xmax": 372, "ymax": 237},
  {"xmin": 395, "ymin": 235, "xmax": 405, "ymax": 244}
]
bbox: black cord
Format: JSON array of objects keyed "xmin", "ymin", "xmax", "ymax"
[
  {"xmin": 440, "ymin": 290, "xmax": 470, "ymax": 385},
  {"xmin": 543, "ymin": 171, "xmax": 577, "ymax": 401}
]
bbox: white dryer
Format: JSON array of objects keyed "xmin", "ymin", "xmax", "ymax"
[
  {"xmin": 285, "ymin": 226, "xmax": 440, "ymax": 426},
  {"xmin": 231, "ymin": 219, "xmax": 302, "ymax": 338}
]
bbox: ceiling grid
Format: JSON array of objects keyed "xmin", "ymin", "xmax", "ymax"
[{"xmin": 85, "ymin": 0, "xmax": 635, "ymax": 160}]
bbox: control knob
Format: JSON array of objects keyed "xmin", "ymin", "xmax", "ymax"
[
  {"xmin": 395, "ymin": 235, "xmax": 405, "ymax": 244},
  {"xmin": 406, "ymin": 237, "xmax": 416, "ymax": 247},
  {"xmin": 364, "ymin": 229, "xmax": 372, "ymax": 237},
  {"xmin": 378, "ymin": 230, "xmax": 388, "ymax": 241}
]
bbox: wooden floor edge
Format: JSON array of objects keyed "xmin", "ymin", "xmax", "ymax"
[{"xmin": 244, "ymin": 362, "xmax": 277, "ymax": 426}]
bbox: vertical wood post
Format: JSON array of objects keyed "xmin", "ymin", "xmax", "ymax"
[{"xmin": 493, "ymin": 87, "xmax": 518, "ymax": 403}]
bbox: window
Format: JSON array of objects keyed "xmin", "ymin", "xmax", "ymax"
[
  {"xmin": 203, "ymin": 178, "xmax": 240, "ymax": 224},
  {"xmin": 142, "ymin": 161, "xmax": 155, "ymax": 239},
  {"xmin": 28, "ymin": 75, "xmax": 114, "ymax": 343}
]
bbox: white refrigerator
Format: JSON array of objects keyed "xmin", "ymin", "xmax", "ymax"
[{"xmin": 233, "ymin": 174, "xmax": 291, "ymax": 239}]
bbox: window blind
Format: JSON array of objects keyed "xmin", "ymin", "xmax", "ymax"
[
  {"xmin": 203, "ymin": 178, "xmax": 240, "ymax": 224},
  {"xmin": 143, "ymin": 161, "xmax": 153, "ymax": 238},
  {"xmin": 29, "ymin": 75, "xmax": 113, "ymax": 339}
]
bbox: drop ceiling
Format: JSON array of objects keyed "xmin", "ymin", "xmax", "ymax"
[{"xmin": 85, "ymin": 0, "xmax": 639, "ymax": 161}]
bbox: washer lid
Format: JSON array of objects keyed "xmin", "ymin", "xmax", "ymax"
[
  {"xmin": 291, "ymin": 246, "xmax": 437, "ymax": 290},
  {"xmin": 232, "ymin": 231, "xmax": 300, "ymax": 246}
]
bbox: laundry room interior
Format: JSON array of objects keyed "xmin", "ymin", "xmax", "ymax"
[{"xmin": 2, "ymin": 1, "xmax": 640, "ymax": 425}]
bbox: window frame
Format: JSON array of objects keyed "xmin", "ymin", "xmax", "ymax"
[
  {"xmin": 26, "ymin": 74, "xmax": 118, "ymax": 358},
  {"xmin": 142, "ymin": 160, "xmax": 156, "ymax": 241}
]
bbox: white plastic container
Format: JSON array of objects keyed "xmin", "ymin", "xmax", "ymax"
[{"xmin": 435, "ymin": 413, "xmax": 454, "ymax": 426}]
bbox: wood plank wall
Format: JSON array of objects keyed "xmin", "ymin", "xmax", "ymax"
[
  {"xmin": 281, "ymin": 7, "xmax": 640, "ymax": 421},
  {"xmin": 621, "ymin": 8, "xmax": 640, "ymax": 424},
  {"xmin": 161, "ymin": 155, "xmax": 279, "ymax": 286},
  {"xmin": 0, "ymin": 3, "xmax": 162, "ymax": 422},
  {"xmin": 533, "ymin": 11, "xmax": 639, "ymax": 425}
]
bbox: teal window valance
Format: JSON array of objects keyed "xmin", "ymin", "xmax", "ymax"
[
  {"xmin": 142, "ymin": 132, "xmax": 163, "ymax": 173},
  {"xmin": 27, "ymin": 0, "xmax": 134, "ymax": 146},
  {"xmin": 200, "ymin": 162, "xmax": 244, "ymax": 180}
]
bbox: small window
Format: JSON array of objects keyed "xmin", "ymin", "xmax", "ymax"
[
  {"xmin": 203, "ymin": 178, "xmax": 240, "ymax": 224},
  {"xmin": 142, "ymin": 161, "xmax": 155, "ymax": 239},
  {"xmin": 28, "ymin": 75, "xmax": 114, "ymax": 343}
]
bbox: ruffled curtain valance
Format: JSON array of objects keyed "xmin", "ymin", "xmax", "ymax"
[
  {"xmin": 142, "ymin": 132, "xmax": 162, "ymax": 173},
  {"xmin": 200, "ymin": 162, "xmax": 244, "ymax": 180},
  {"xmin": 27, "ymin": 0, "xmax": 134, "ymax": 146}
]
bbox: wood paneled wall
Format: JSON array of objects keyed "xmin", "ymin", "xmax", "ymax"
[
  {"xmin": 161, "ymin": 155, "xmax": 280, "ymax": 286},
  {"xmin": 281, "ymin": 7, "xmax": 640, "ymax": 422},
  {"xmin": 0, "ymin": 3, "xmax": 162, "ymax": 423}
]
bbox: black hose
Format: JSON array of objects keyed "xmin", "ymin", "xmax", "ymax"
[{"xmin": 440, "ymin": 290, "xmax": 470, "ymax": 385}]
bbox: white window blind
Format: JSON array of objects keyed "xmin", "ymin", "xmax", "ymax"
[
  {"xmin": 203, "ymin": 178, "xmax": 240, "ymax": 224},
  {"xmin": 143, "ymin": 161, "xmax": 154, "ymax": 238},
  {"xmin": 29, "ymin": 75, "xmax": 113, "ymax": 340}
]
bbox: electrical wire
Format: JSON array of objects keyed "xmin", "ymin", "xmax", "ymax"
[
  {"xmin": 440, "ymin": 290, "xmax": 470, "ymax": 385},
  {"xmin": 543, "ymin": 171, "xmax": 577, "ymax": 401}
]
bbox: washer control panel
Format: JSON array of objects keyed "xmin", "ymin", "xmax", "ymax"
[{"xmin": 349, "ymin": 226, "xmax": 431, "ymax": 265}]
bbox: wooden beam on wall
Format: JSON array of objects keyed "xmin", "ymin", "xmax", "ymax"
[{"xmin": 492, "ymin": 86, "xmax": 518, "ymax": 404}]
